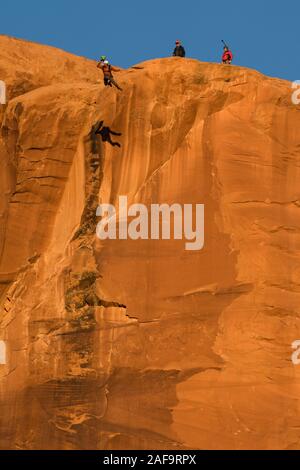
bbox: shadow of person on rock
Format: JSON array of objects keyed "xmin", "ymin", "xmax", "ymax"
[
  {"xmin": 89, "ymin": 123, "xmax": 101, "ymax": 154},
  {"xmin": 93, "ymin": 120, "xmax": 122, "ymax": 148}
]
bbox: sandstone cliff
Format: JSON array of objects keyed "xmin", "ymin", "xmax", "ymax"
[{"xmin": 0, "ymin": 36, "xmax": 300, "ymax": 450}]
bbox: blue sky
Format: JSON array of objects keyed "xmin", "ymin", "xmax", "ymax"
[{"xmin": 1, "ymin": 0, "xmax": 299, "ymax": 81}]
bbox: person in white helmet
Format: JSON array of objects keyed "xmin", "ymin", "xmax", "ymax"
[{"xmin": 97, "ymin": 58, "xmax": 122, "ymax": 91}]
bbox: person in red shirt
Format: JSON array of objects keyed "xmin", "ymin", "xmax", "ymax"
[{"xmin": 222, "ymin": 46, "xmax": 233, "ymax": 64}]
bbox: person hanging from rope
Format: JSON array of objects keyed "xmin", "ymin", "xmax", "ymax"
[
  {"xmin": 94, "ymin": 120, "xmax": 122, "ymax": 147},
  {"xmin": 97, "ymin": 57, "xmax": 123, "ymax": 91}
]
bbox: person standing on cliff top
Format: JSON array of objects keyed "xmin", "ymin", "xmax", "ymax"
[
  {"xmin": 173, "ymin": 40, "xmax": 186, "ymax": 57},
  {"xmin": 222, "ymin": 45, "xmax": 233, "ymax": 64},
  {"xmin": 97, "ymin": 58, "xmax": 123, "ymax": 91}
]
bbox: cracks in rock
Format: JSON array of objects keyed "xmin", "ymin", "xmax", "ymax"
[
  {"xmin": 64, "ymin": 270, "xmax": 126, "ymax": 329},
  {"xmin": 133, "ymin": 154, "xmax": 173, "ymax": 201},
  {"xmin": 1, "ymin": 366, "xmax": 17, "ymax": 378},
  {"xmin": 100, "ymin": 300, "xmax": 127, "ymax": 309},
  {"xmin": 12, "ymin": 189, "xmax": 32, "ymax": 196},
  {"xmin": 166, "ymin": 283, "xmax": 253, "ymax": 301},
  {"xmin": 20, "ymin": 156, "xmax": 72, "ymax": 165},
  {"xmin": 138, "ymin": 319, "xmax": 161, "ymax": 325},
  {"xmin": 264, "ymin": 281, "xmax": 300, "ymax": 294},
  {"xmin": 16, "ymin": 175, "xmax": 67, "ymax": 186},
  {"xmin": 232, "ymin": 199, "xmax": 300, "ymax": 207},
  {"xmin": 73, "ymin": 128, "xmax": 104, "ymax": 241},
  {"xmin": 263, "ymin": 305, "xmax": 300, "ymax": 319},
  {"xmin": 26, "ymin": 146, "xmax": 54, "ymax": 151},
  {"xmin": 267, "ymin": 225, "xmax": 300, "ymax": 234},
  {"xmin": 10, "ymin": 201, "xmax": 39, "ymax": 205}
]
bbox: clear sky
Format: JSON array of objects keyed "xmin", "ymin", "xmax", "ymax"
[{"xmin": 1, "ymin": 0, "xmax": 299, "ymax": 81}]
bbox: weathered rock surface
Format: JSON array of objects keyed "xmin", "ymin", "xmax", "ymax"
[{"xmin": 1, "ymin": 36, "xmax": 300, "ymax": 450}]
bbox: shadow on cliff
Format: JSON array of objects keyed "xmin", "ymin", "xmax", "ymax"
[{"xmin": 91, "ymin": 120, "xmax": 122, "ymax": 151}]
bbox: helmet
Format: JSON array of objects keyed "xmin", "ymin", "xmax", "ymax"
[
  {"xmin": 104, "ymin": 60, "xmax": 109, "ymax": 65},
  {"xmin": 100, "ymin": 55, "xmax": 107, "ymax": 61},
  {"xmin": 176, "ymin": 40, "xmax": 180, "ymax": 44}
]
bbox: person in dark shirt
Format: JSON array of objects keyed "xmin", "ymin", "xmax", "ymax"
[
  {"xmin": 173, "ymin": 40, "xmax": 186, "ymax": 58},
  {"xmin": 94, "ymin": 120, "xmax": 122, "ymax": 147}
]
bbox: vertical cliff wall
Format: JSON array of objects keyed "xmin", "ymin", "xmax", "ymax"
[{"xmin": 1, "ymin": 37, "xmax": 300, "ymax": 450}]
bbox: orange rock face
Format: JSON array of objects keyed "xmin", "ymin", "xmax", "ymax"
[{"xmin": 1, "ymin": 36, "xmax": 300, "ymax": 450}]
